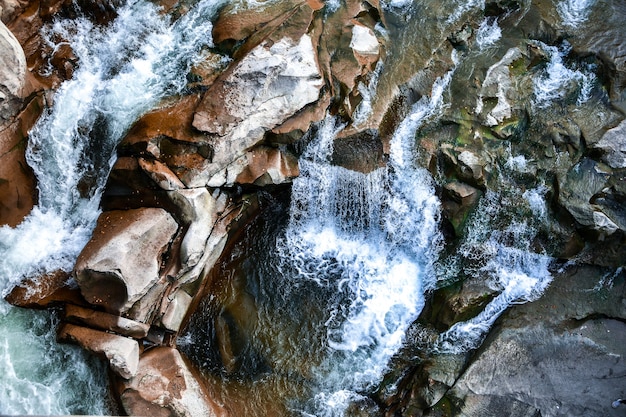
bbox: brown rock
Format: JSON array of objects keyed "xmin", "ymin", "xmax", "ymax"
[
  {"xmin": 58, "ymin": 323, "xmax": 139, "ymax": 379},
  {"xmin": 74, "ymin": 208, "xmax": 179, "ymax": 315},
  {"xmin": 119, "ymin": 347, "xmax": 223, "ymax": 417},
  {"xmin": 0, "ymin": 93, "xmax": 42, "ymax": 227},
  {"xmin": 4, "ymin": 269, "xmax": 84, "ymax": 308},
  {"xmin": 331, "ymin": 129, "xmax": 384, "ymax": 173},
  {"xmin": 64, "ymin": 304, "xmax": 150, "ymax": 339}
]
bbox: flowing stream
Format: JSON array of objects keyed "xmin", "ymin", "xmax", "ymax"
[
  {"xmin": 0, "ymin": 0, "xmax": 226, "ymax": 413},
  {"xmin": 0, "ymin": 0, "xmax": 603, "ymax": 414}
]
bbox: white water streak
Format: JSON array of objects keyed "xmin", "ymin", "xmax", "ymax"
[
  {"xmin": 0, "ymin": 0, "xmax": 226, "ymax": 413},
  {"xmin": 557, "ymin": 0, "xmax": 596, "ymax": 28},
  {"xmin": 532, "ymin": 41, "xmax": 596, "ymax": 108}
]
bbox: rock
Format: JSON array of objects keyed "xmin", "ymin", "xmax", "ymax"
[
  {"xmin": 0, "ymin": 24, "xmax": 39, "ymax": 227},
  {"xmin": 441, "ymin": 265, "xmax": 626, "ymax": 417},
  {"xmin": 58, "ymin": 323, "xmax": 139, "ymax": 379},
  {"xmin": 207, "ymin": 146, "xmax": 300, "ymax": 187},
  {"xmin": 457, "ymin": 150, "xmax": 486, "ymax": 187},
  {"xmin": 160, "ymin": 289, "xmax": 192, "ymax": 332},
  {"xmin": 331, "ymin": 129, "xmax": 384, "ymax": 173},
  {"xmin": 74, "ymin": 208, "xmax": 179, "ymax": 315},
  {"xmin": 476, "ymin": 48, "xmax": 524, "ymax": 127},
  {"xmin": 191, "ymin": 33, "xmax": 323, "ymax": 187},
  {"xmin": 167, "ymin": 188, "xmax": 218, "ymax": 270},
  {"xmin": 0, "ymin": 20, "xmax": 25, "ymax": 121},
  {"xmin": 350, "ymin": 23, "xmax": 380, "ymax": 67},
  {"xmin": 558, "ymin": 158, "xmax": 616, "ymax": 233},
  {"xmin": 64, "ymin": 304, "xmax": 150, "ymax": 339},
  {"xmin": 4, "ymin": 270, "xmax": 84, "ymax": 308},
  {"xmin": 138, "ymin": 158, "xmax": 185, "ymax": 191},
  {"xmin": 593, "ymin": 120, "xmax": 626, "ymax": 169},
  {"xmin": 119, "ymin": 347, "xmax": 223, "ymax": 417}
]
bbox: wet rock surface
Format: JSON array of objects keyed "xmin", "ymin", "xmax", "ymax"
[{"xmin": 1, "ymin": 0, "xmax": 625, "ymax": 416}]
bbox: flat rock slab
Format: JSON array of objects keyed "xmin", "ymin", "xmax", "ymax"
[
  {"xmin": 119, "ymin": 347, "xmax": 223, "ymax": 417},
  {"xmin": 65, "ymin": 304, "xmax": 150, "ymax": 339},
  {"xmin": 58, "ymin": 323, "xmax": 139, "ymax": 380}
]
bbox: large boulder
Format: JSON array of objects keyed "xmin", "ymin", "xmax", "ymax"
[
  {"xmin": 0, "ymin": 20, "xmax": 25, "ymax": 121},
  {"xmin": 118, "ymin": 347, "xmax": 223, "ymax": 417},
  {"xmin": 0, "ymin": 21, "xmax": 38, "ymax": 226},
  {"xmin": 74, "ymin": 208, "xmax": 179, "ymax": 315},
  {"xmin": 58, "ymin": 323, "xmax": 140, "ymax": 380},
  {"xmin": 438, "ymin": 265, "xmax": 626, "ymax": 417},
  {"xmin": 191, "ymin": 33, "xmax": 323, "ymax": 187}
]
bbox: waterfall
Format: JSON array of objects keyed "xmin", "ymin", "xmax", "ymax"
[
  {"xmin": 0, "ymin": 0, "xmax": 226, "ymax": 413},
  {"xmin": 277, "ymin": 68, "xmax": 453, "ymax": 415}
]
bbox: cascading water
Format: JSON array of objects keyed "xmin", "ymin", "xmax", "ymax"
[{"xmin": 0, "ymin": 0, "xmax": 226, "ymax": 412}]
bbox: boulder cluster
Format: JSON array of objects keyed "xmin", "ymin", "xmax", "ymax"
[{"xmin": 1, "ymin": 0, "xmax": 625, "ymax": 416}]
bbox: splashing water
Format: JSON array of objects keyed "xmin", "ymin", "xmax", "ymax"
[
  {"xmin": 277, "ymin": 66, "xmax": 455, "ymax": 415},
  {"xmin": 532, "ymin": 41, "xmax": 596, "ymax": 108},
  {"xmin": 0, "ymin": 0, "xmax": 227, "ymax": 413},
  {"xmin": 557, "ymin": 0, "xmax": 597, "ymax": 28},
  {"xmin": 436, "ymin": 189, "xmax": 553, "ymax": 353},
  {"xmin": 476, "ymin": 17, "xmax": 502, "ymax": 50}
]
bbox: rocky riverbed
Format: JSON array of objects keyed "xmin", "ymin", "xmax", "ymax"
[{"xmin": 1, "ymin": 0, "xmax": 625, "ymax": 416}]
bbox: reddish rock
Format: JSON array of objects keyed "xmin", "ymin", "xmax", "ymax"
[
  {"xmin": 4, "ymin": 269, "xmax": 84, "ymax": 308},
  {"xmin": 0, "ymin": 92, "xmax": 42, "ymax": 227},
  {"xmin": 118, "ymin": 347, "xmax": 224, "ymax": 417},
  {"xmin": 64, "ymin": 304, "xmax": 151, "ymax": 339},
  {"xmin": 74, "ymin": 208, "xmax": 179, "ymax": 315},
  {"xmin": 58, "ymin": 323, "xmax": 140, "ymax": 379}
]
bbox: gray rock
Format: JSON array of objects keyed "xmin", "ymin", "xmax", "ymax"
[
  {"xmin": 594, "ymin": 120, "xmax": 626, "ymax": 169},
  {"xmin": 445, "ymin": 265, "xmax": 626, "ymax": 417},
  {"xmin": 0, "ymin": 21, "xmax": 25, "ymax": 123}
]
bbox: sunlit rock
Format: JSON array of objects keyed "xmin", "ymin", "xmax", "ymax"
[
  {"xmin": 207, "ymin": 145, "xmax": 300, "ymax": 187},
  {"xmin": 593, "ymin": 119, "xmax": 626, "ymax": 169},
  {"xmin": 0, "ymin": 20, "xmax": 25, "ymax": 120},
  {"xmin": 58, "ymin": 323, "xmax": 139, "ymax": 379},
  {"xmin": 476, "ymin": 48, "xmax": 523, "ymax": 127},
  {"xmin": 167, "ymin": 188, "xmax": 218, "ymax": 269},
  {"xmin": 64, "ymin": 304, "xmax": 150, "ymax": 339},
  {"xmin": 74, "ymin": 208, "xmax": 179, "ymax": 315},
  {"xmin": 191, "ymin": 34, "xmax": 323, "ymax": 187},
  {"xmin": 160, "ymin": 289, "xmax": 192, "ymax": 332},
  {"xmin": 119, "ymin": 347, "xmax": 223, "ymax": 417}
]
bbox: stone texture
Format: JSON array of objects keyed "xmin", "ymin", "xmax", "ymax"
[
  {"xmin": 58, "ymin": 323, "xmax": 139, "ymax": 379},
  {"xmin": 74, "ymin": 208, "xmax": 179, "ymax": 315},
  {"xmin": 594, "ymin": 120, "xmax": 626, "ymax": 169},
  {"xmin": 440, "ymin": 265, "xmax": 626, "ymax": 417},
  {"xmin": 64, "ymin": 304, "xmax": 150, "ymax": 339},
  {"xmin": 206, "ymin": 145, "xmax": 300, "ymax": 187},
  {"xmin": 191, "ymin": 34, "xmax": 323, "ymax": 187},
  {"xmin": 119, "ymin": 347, "xmax": 223, "ymax": 417},
  {"xmin": 4, "ymin": 269, "xmax": 83, "ymax": 308},
  {"xmin": 476, "ymin": 47, "xmax": 523, "ymax": 127},
  {"xmin": 0, "ymin": 20, "xmax": 25, "ymax": 120},
  {"xmin": 167, "ymin": 188, "xmax": 218, "ymax": 270}
]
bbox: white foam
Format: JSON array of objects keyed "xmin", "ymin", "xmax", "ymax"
[
  {"xmin": 557, "ymin": 0, "xmax": 596, "ymax": 28},
  {"xmin": 532, "ymin": 41, "xmax": 596, "ymax": 108},
  {"xmin": 436, "ymin": 191, "xmax": 553, "ymax": 353},
  {"xmin": 279, "ymin": 66, "xmax": 456, "ymax": 415},
  {"xmin": 476, "ymin": 17, "xmax": 502, "ymax": 50}
]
